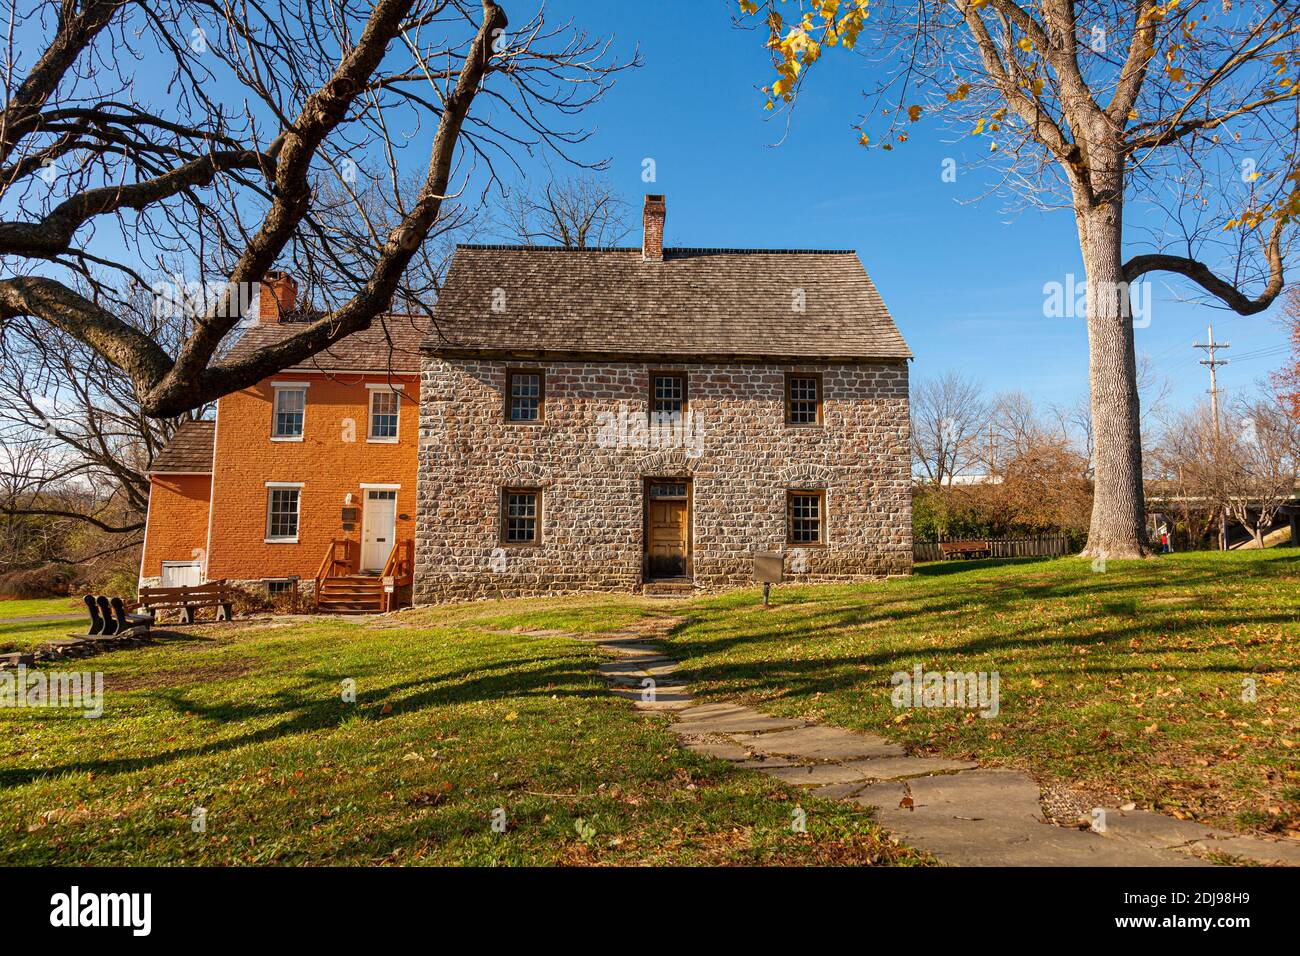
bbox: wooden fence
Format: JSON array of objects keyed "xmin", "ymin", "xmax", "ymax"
[{"xmin": 914, "ymin": 534, "xmax": 1075, "ymax": 563}]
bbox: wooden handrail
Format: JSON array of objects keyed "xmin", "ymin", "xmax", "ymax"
[
  {"xmin": 379, "ymin": 539, "xmax": 414, "ymax": 611},
  {"xmin": 315, "ymin": 537, "xmax": 338, "ymax": 590},
  {"xmin": 314, "ymin": 538, "xmax": 356, "ymax": 608}
]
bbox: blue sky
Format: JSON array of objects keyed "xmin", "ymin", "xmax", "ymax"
[
  {"xmin": 511, "ymin": 0, "xmax": 1293, "ymax": 416},
  {"xmin": 9, "ymin": 1, "xmax": 1290, "ymax": 417}
]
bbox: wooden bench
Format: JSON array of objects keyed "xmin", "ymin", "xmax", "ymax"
[
  {"xmin": 137, "ymin": 581, "xmax": 236, "ymax": 624},
  {"xmin": 938, "ymin": 539, "xmax": 992, "ymax": 560},
  {"xmin": 82, "ymin": 594, "xmax": 153, "ymax": 636}
]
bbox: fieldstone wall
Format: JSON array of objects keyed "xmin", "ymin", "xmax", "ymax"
[{"xmin": 414, "ymin": 359, "xmax": 911, "ymax": 603}]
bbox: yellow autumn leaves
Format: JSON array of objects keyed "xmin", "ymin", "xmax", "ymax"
[{"xmin": 746, "ymin": 0, "xmax": 872, "ymax": 109}]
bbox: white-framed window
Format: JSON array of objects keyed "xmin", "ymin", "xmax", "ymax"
[
  {"xmin": 367, "ymin": 385, "xmax": 401, "ymax": 442},
  {"xmin": 271, "ymin": 384, "xmax": 308, "ymax": 440},
  {"xmin": 265, "ymin": 482, "xmax": 303, "ymax": 542}
]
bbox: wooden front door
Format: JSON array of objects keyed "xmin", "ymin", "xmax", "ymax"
[{"xmin": 645, "ymin": 481, "xmax": 690, "ymax": 579}]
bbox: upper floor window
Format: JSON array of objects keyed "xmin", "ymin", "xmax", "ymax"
[
  {"xmin": 785, "ymin": 373, "xmax": 822, "ymax": 426},
  {"xmin": 500, "ymin": 488, "xmax": 542, "ymax": 544},
  {"xmin": 650, "ymin": 371, "xmax": 687, "ymax": 421},
  {"xmin": 265, "ymin": 483, "xmax": 302, "ymax": 542},
  {"xmin": 506, "ymin": 369, "xmax": 544, "ymax": 422},
  {"xmin": 787, "ymin": 490, "xmax": 826, "ymax": 545},
  {"xmin": 368, "ymin": 386, "xmax": 401, "ymax": 442},
  {"xmin": 271, "ymin": 384, "xmax": 306, "ymax": 440}
]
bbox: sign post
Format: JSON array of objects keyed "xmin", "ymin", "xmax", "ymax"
[{"xmin": 752, "ymin": 552, "xmax": 784, "ymax": 607}]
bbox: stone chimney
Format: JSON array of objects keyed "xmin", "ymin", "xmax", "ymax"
[
  {"xmin": 642, "ymin": 194, "xmax": 666, "ymax": 262},
  {"xmin": 257, "ymin": 271, "xmax": 298, "ymax": 323}
]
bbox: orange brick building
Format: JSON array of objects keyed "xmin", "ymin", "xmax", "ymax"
[{"xmin": 140, "ymin": 275, "xmax": 423, "ymax": 610}]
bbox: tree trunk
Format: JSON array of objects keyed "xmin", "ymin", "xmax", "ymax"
[{"xmin": 1076, "ymin": 198, "xmax": 1150, "ymax": 558}]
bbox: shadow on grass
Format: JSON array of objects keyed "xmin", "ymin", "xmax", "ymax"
[
  {"xmin": 913, "ymin": 555, "xmax": 1068, "ymax": 578},
  {"xmin": 0, "ymin": 643, "xmax": 606, "ymax": 789},
  {"xmin": 661, "ymin": 554, "xmax": 1300, "ymax": 709}
]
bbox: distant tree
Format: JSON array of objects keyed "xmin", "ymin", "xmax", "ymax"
[
  {"xmin": 0, "ymin": 287, "xmax": 205, "ymax": 540},
  {"xmin": 914, "ymin": 385, "xmax": 1092, "ymax": 539},
  {"xmin": 911, "ymin": 371, "xmax": 989, "ymax": 486},
  {"xmin": 1227, "ymin": 392, "xmax": 1300, "ymax": 546},
  {"xmin": 1151, "ymin": 403, "xmax": 1235, "ymax": 548},
  {"xmin": 1274, "ymin": 287, "xmax": 1300, "ymax": 419},
  {"xmin": 742, "ymin": 0, "xmax": 1300, "ymax": 558},
  {"xmin": 996, "ymin": 434, "xmax": 1094, "ymax": 535},
  {"xmin": 497, "ymin": 174, "xmax": 633, "ymax": 249}
]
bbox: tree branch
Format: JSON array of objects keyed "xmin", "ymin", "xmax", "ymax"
[{"xmin": 1122, "ymin": 220, "xmax": 1287, "ymax": 315}]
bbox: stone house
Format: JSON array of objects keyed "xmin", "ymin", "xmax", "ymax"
[
  {"xmin": 140, "ymin": 195, "xmax": 912, "ymax": 607},
  {"xmin": 415, "ymin": 195, "xmax": 912, "ymax": 601}
]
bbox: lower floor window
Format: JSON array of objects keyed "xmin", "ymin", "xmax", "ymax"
[
  {"xmin": 265, "ymin": 579, "xmax": 294, "ymax": 596},
  {"xmin": 787, "ymin": 490, "xmax": 825, "ymax": 545},
  {"xmin": 501, "ymin": 488, "xmax": 541, "ymax": 544},
  {"xmin": 267, "ymin": 487, "xmax": 301, "ymax": 541}
]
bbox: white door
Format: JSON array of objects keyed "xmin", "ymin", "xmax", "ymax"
[
  {"xmin": 161, "ymin": 561, "xmax": 201, "ymax": 587},
  {"xmin": 361, "ymin": 490, "xmax": 398, "ymax": 571}
]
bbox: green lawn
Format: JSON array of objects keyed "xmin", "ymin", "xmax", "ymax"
[
  {"xmin": 0, "ymin": 596, "xmax": 81, "ymax": 619},
  {"xmin": 6, "ymin": 551, "xmax": 1295, "ymax": 865},
  {"xmin": 0, "ymin": 618, "xmax": 80, "ymax": 654},
  {"xmin": 0, "ymin": 600, "xmax": 923, "ymax": 866},
  {"xmin": 0, "ymin": 596, "xmax": 84, "ymax": 654},
  {"xmin": 663, "ymin": 550, "xmax": 1300, "ymax": 837}
]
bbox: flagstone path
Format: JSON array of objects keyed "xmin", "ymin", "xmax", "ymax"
[{"xmin": 546, "ymin": 620, "xmax": 1300, "ymax": 868}]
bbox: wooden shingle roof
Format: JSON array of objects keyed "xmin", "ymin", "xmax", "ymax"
[
  {"xmin": 225, "ymin": 314, "xmax": 428, "ymax": 374},
  {"xmin": 149, "ymin": 420, "xmax": 215, "ymax": 475},
  {"xmin": 424, "ymin": 245, "xmax": 911, "ymax": 362}
]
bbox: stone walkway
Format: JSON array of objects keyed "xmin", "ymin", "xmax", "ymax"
[{"xmin": 567, "ymin": 621, "xmax": 1300, "ymax": 868}]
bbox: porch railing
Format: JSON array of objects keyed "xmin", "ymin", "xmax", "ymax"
[
  {"xmin": 380, "ymin": 539, "xmax": 415, "ymax": 612},
  {"xmin": 314, "ymin": 538, "xmax": 356, "ymax": 608}
]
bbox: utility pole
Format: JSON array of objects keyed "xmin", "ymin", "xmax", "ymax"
[{"xmin": 1193, "ymin": 324, "xmax": 1230, "ymax": 551}]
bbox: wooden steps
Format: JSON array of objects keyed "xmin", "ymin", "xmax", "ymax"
[{"xmin": 316, "ymin": 575, "xmax": 385, "ymax": 614}]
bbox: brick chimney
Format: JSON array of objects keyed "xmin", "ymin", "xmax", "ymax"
[
  {"xmin": 642, "ymin": 194, "xmax": 665, "ymax": 262},
  {"xmin": 257, "ymin": 271, "xmax": 298, "ymax": 323}
]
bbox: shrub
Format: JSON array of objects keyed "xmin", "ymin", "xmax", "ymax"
[{"xmin": 0, "ymin": 564, "xmax": 73, "ymax": 598}]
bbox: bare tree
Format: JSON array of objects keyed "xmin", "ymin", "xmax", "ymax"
[
  {"xmin": 1151, "ymin": 402, "xmax": 1235, "ymax": 548},
  {"xmin": 991, "ymin": 390, "xmax": 1049, "ymax": 466},
  {"xmin": 1226, "ymin": 392, "xmax": 1300, "ymax": 546},
  {"xmin": 911, "ymin": 370, "xmax": 989, "ymax": 485},
  {"xmin": 744, "ymin": 0, "xmax": 1300, "ymax": 558},
  {"xmin": 496, "ymin": 173, "xmax": 632, "ymax": 248},
  {"xmin": 1274, "ymin": 286, "xmax": 1300, "ymax": 419},
  {"xmin": 0, "ymin": 0, "xmax": 634, "ymax": 416},
  {"xmin": 0, "ymin": 285, "xmax": 205, "ymax": 537}
]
